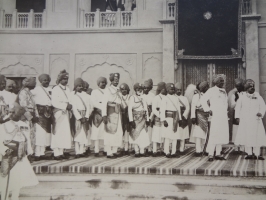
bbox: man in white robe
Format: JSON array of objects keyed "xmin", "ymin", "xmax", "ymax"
[
  {"xmin": 151, "ymin": 82, "xmax": 166, "ymax": 157},
  {"xmin": 51, "ymin": 70, "xmax": 72, "ymax": 160},
  {"xmin": 160, "ymin": 83, "xmax": 182, "ymax": 158},
  {"xmin": 102, "ymin": 73, "xmax": 123, "ymax": 159},
  {"xmin": 235, "ymin": 79, "xmax": 266, "ymax": 160},
  {"xmin": 31, "ymin": 74, "xmax": 53, "ymax": 161},
  {"xmin": 201, "ymin": 74, "xmax": 229, "ymax": 161},
  {"xmin": 175, "ymin": 82, "xmax": 190, "ymax": 156},
  {"xmin": 90, "ymin": 77, "xmax": 107, "ymax": 156},
  {"xmin": 71, "ymin": 78, "xmax": 91, "ymax": 158}
]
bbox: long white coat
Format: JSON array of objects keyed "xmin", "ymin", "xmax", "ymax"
[
  {"xmin": 51, "ymin": 84, "xmax": 72, "ymax": 149},
  {"xmin": 176, "ymin": 95, "xmax": 190, "ymax": 140},
  {"xmin": 151, "ymin": 94, "xmax": 164, "ymax": 143},
  {"xmin": 102, "ymin": 85, "xmax": 123, "ymax": 147},
  {"xmin": 235, "ymin": 92, "xmax": 266, "ymax": 147},
  {"xmin": 160, "ymin": 94, "xmax": 182, "ymax": 140},
  {"xmin": 201, "ymin": 86, "xmax": 229, "ymax": 146}
]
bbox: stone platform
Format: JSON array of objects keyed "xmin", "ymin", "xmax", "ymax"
[{"xmin": 32, "ymin": 147, "xmax": 266, "ymax": 177}]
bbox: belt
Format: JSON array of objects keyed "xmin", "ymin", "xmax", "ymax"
[{"xmin": 165, "ymin": 110, "xmax": 174, "ymax": 118}]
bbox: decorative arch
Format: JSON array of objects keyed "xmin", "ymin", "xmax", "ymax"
[{"xmin": 0, "ymin": 62, "xmax": 38, "ymax": 77}]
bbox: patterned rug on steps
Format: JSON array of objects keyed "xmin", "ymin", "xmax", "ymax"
[{"xmin": 32, "ymin": 147, "xmax": 266, "ymax": 177}]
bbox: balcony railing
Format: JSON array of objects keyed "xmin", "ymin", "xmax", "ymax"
[
  {"xmin": 81, "ymin": 8, "xmax": 137, "ymax": 29},
  {"xmin": 0, "ymin": 9, "xmax": 46, "ymax": 29},
  {"xmin": 242, "ymin": 0, "xmax": 252, "ymax": 15}
]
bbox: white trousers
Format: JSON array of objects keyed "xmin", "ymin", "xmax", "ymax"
[
  {"xmin": 179, "ymin": 140, "xmax": 185, "ymax": 152},
  {"xmin": 164, "ymin": 139, "xmax": 177, "ymax": 155},
  {"xmin": 75, "ymin": 142, "xmax": 85, "ymax": 155},
  {"xmin": 246, "ymin": 146, "xmax": 260, "ymax": 156},
  {"xmin": 46, "ymin": 133, "xmax": 51, "ymax": 146},
  {"xmin": 1, "ymin": 188, "xmax": 20, "ymax": 200},
  {"xmin": 53, "ymin": 148, "xmax": 64, "ymax": 157},
  {"xmin": 94, "ymin": 140, "xmax": 107, "ymax": 153},
  {"xmin": 208, "ymin": 144, "xmax": 222, "ymax": 156},
  {"xmin": 106, "ymin": 145, "xmax": 118, "ymax": 156},
  {"xmin": 35, "ymin": 145, "xmax": 45, "ymax": 157},
  {"xmin": 134, "ymin": 144, "xmax": 145, "ymax": 154},
  {"xmin": 195, "ymin": 138, "xmax": 205, "ymax": 153}
]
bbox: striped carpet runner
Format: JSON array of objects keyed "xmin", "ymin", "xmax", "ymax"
[{"xmin": 32, "ymin": 147, "xmax": 266, "ymax": 177}]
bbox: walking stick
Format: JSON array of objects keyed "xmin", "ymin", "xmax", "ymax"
[
  {"xmin": 201, "ymin": 115, "xmax": 211, "ymax": 159},
  {"xmin": 4, "ymin": 171, "xmax": 10, "ymax": 200}
]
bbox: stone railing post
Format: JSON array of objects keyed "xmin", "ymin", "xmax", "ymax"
[
  {"xmin": 79, "ymin": 9, "xmax": 84, "ymax": 28},
  {"xmin": 28, "ymin": 9, "xmax": 34, "ymax": 28},
  {"xmin": 94, "ymin": 8, "xmax": 100, "ymax": 28},
  {"xmin": 133, "ymin": 8, "xmax": 138, "ymax": 27},
  {"xmin": 0, "ymin": 9, "xmax": 4, "ymax": 28},
  {"xmin": 163, "ymin": 0, "xmax": 167, "ymax": 19},
  {"xmin": 42, "ymin": 9, "xmax": 47, "ymax": 28},
  {"xmin": 12, "ymin": 9, "xmax": 17, "ymax": 28},
  {"xmin": 251, "ymin": 0, "xmax": 257, "ymax": 14},
  {"xmin": 116, "ymin": 8, "xmax": 121, "ymax": 28}
]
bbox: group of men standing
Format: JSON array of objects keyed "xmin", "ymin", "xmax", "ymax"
[{"xmin": 1, "ymin": 71, "xmax": 266, "ymax": 164}]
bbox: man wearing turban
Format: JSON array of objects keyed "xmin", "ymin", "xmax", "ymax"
[
  {"xmin": 160, "ymin": 83, "xmax": 182, "ymax": 158},
  {"xmin": 142, "ymin": 79, "xmax": 155, "ymax": 155},
  {"xmin": 71, "ymin": 78, "xmax": 91, "ymax": 158},
  {"xmin": 128, "ymin": 83, "xmax": 150, "ymax": 157},
  {"xmin": 175, "ymin": 82, "xmax": 190, "ymax": 156},
  {"xmin": 17, "ymin": 77, "xmax": 38, "ymax": 162},
  {"xmin": 30, "ymin": 74, "xmax": 53, "ymax": 161},
  {"xmin": 151, "ymin": 82, "xmax": 166, "ymax": 157},
  {"xmin": 201, "ymin": 75, "xmax": 229, "ymax": 161},
  {"xmin": 227, "ymin": 78, "xmax": 245, "ymax": 152},
  {"xmin": 189, "ymin": 81, "xmax": 210, "ymax": 157},
  {"xmin": 0, "ymin": 102, "xmax": 39, "ymax": 200},
  {"xmin": 51, "ymin": 70, "xmax": 72, "ymax": 160},
  {"xmin": 90, "ymin": 77, "xmax": 107, "ymax": 157},
  {"xmin": 102, "ymin": 73, "xmax": 124, "ymax": 158},
  {"xmin": 119, "ymin": 83, "xmax": 131, "ymax": 155},
  {"xmin": 234, "ymin": 79, "xmax": 266, "ymax": 160}
]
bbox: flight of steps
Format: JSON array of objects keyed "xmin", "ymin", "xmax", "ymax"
[{"xmin": 17, "ymin": 174, "xmax": 266, "ymax": 200}]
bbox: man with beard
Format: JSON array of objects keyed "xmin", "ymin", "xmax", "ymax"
[
  {"xmin": 90, "ymin": 77, "xmax": 107, "ymax": 157},
  {"xmin": 0, "ymin": 76, "xmax": 14, "ymax": 120},
  {"xmin": 190, "ymin": 81, "xmax": 210, "ymax": 157},
  {"xmin": 31, "ymin": 74, "xmax": 53, "ymax": 161},
  {"xmin": 5, "ymin": 79, "xmax": 17, "ymax": 103},
  {"xmin": 201, "ymin": 75, "xmax": 229, "ymax": 161},
  {"xmin": 71, "ymin": 78, "xmax": 91, "ymax": 158},
  {"xmin": 128, "ymin": 83, "xmax": 150, "ymax": 157},
  {"xmin": 102, "ymin": 73, "xmax": 123, "ymax": 159},
  {"xmin": 235, "ymin": 79, "xmax": 266, "ymax": 160},
  {"xmin": 51, "ymin": 70, "xmax": 72, "ymax": 160},
  {"xmin": 160, "ymin": 83, "xmax": 182, "ymax": 158},
  {"xmin": 175, "ymin": 82, "xmax": 190, "ymax": 156},
  {"xmin": 17, "ymin": 77, "xmax": 38, "ymax": 162},
  {"xmin": 151, "ymin": 82, "xmax": 166, "ymax": 157}
]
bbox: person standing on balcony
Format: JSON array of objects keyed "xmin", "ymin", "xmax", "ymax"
[
  {"xmin": 128, "ymin": 83, "xmax": 150, "ymax": 157},
  {"xmin": 102, "ymin": 73, "xmax": 123, "ymax": 159},
  {"xmin": 17, "ymin": 77, "xmax": 38, "ymax": 162},
  {"xmin": 201, "ymin": 75, "xmax": 229, "ymax": 162},
  {"xmin": 30, "ymin": 74, "xmax": 53, "ymax": 161},
  {"xmin": 90, "ymin": 77, "xmax": 107, "ymax": 157},
  {"xmin": 51, "ymin": 70, "xmax": 72, "ymax": 160},
  {"xmin": 234, "ymin": 79, "xmax": 266, "ymax": 160},
  {"xmin": 160, "ymin": 83, "xmax": 182, "ymax": 158},
  {"xmin": 151, "ymin": 82, "xmax": 166, "ymax": 157},
  {"xmin": 175, "ymin": 82, "xmax": 190, "ymax": 156},
  {"xmin": 71, "ymin": 78, "xmax": 91, "ymax": 158},
  {"xmin": 189, "ymin": 81, "xmax": 210, "ymax": 157},
  {"xmin": 142, "ymin": 79, "xmax": 155, "ymax": 155}
]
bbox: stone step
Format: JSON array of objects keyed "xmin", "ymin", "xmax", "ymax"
[{"xmin": 16, "ymin": 174, "xmax": 266, "ymax": 200}]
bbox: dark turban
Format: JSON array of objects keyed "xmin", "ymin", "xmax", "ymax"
[
  {"xmin": 97, "ymin": 77, "xmax": 107, "ymax": 86},
  {"xmin": 244, "ymin": 79, "xmax": 255, "ymax": 90},
  {"xmin": 134, "ymin": 83, "xmax": 143, "ymax": 91},
  {"xmin": 109, "ymin": 73, "xmax": 120, "ymax": 82},
  {"xmin": 38, "ymin": 74, "xmax": 51, "ymax": 83},
  {"xmin": 0, "ymin": 75, "xmax": 6, "ymax": 82},
  {"xmin": 144, "ymin": 79, "xmax": 153, "ymax": 88},
  {"xmin": 83, "ymin": 81, "xmax": 89, "ymax": 88},
  {"xmin": 56, "ymin": 70, "xmax": 69, "ymax": 85},
  {"xmin": 9, "ymin": 102, "xmax": 26, "ymax": 118},
  {"xmin": 22, "ymin": 77, "xmax": 36, "ymax": 87},
  {"xmin": 166, "ymin": 83, "xmax": 175, "ymax": 91},
  {"xmin": 198, "ymin": 81, "xmax": 208, "ymax": 92},
  {"xmin": 156, "ymin": 82, "xmax": 166, "ymax": 95},
  {"xmin": 213, "ymin": 74, "xmax": 225, "ymax": 85},
  {"xmin": 120, "ymin": 83, "xmax": 130, "ymax": 91},
  {"xmin": 235, "ymin": 78, "xmax": 244, "ymax": 85},
  {"xmin": 74, "ymin": 78, "xmax": 84, "ymax": 90}
]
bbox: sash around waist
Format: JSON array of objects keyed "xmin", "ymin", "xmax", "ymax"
[{"xmin": 165, "ymin": 110, "xmax": 175, "ymax": 118}]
